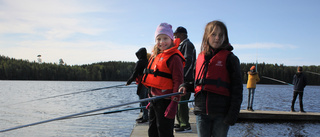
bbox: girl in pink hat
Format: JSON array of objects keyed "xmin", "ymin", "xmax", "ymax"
[{"xmin": 142, "ymin": 23, "xmax": 185, "ymax": 137}]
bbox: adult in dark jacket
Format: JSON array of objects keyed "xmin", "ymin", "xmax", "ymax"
[
  {"xmin": 126, "ymin": 47, "xmax": 149, "ymax": 123},
  {"xmin": 179, "ymin": 21, "xmax": 243, "ymax": 137},
  {"xmin": 291, "ymin": 66, "xmax": 307, "ymax": 112},
  {"xmin": 173, "ymin": 26, "xmax": 196, "ymax": 132}
]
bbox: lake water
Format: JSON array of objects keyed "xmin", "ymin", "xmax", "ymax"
[{"xmin": 1, "ymin": 81, "xmax": 319, "ymax": 137}]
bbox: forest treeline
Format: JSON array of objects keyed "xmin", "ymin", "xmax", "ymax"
[{"xmin": 1, "ymin": 55, "xmax": 320, "ymax": 85}]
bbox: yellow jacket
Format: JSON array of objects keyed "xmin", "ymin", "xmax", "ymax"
[{"xmin": 246, "ymin": 72, "xmax": 260, "ymax": 88}]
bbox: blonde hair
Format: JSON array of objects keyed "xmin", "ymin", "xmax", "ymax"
[
  {"xmin": 151, "ymin": 40, "xmax": 174, "ymax": 58},
  {"xmin": 201, "ymin": 21, "xmax": 229, "ymax": 56}
]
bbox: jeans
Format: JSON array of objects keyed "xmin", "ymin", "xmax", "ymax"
[
  {"xmin": 291, "ymin": 91, "xmax": 304, "ymax": 111},
  {"xmin": 196, "ymin": 114, "xmax": 229, "ymax": 137},
  {"xmin": 247, "ymin": 88, "xmax": 255, "ymax": 108}
]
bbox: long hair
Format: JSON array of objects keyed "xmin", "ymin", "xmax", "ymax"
[
  {"xmin": 151, "ymin": 39, "xmax": 174, "ymax": 58},
  {"xmin": 201, "ymin": 21, "xmax": 229, "ymax": 56}
]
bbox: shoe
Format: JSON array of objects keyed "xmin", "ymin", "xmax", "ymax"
[
  {"xmin": 174, "ymin": 124, "xmax": 180, "ymax": 128},
  {"xmin": 136, "ymin": 117, "xmax": 143, "ymax": 121},
  {"xmin": 248, "ymin": 107, "xmax": 254, "ymax": 111},
  {"xmin": 137, "ymin": 119, "xmax": 148, "ymax": 123},
  {"xmin": 291, "ymin": 109, "xmax": 296, "ymax": 112},
  {"xmin": 300, "ymin": 110, "xmax": 306, "ymax": 113},
  {"xmin": 174, "ymin": 126, "xmax": 192, "ymax": 133}
]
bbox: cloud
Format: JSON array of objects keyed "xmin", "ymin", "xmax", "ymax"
[{"xmin": 0, "ymin": 0, "xmax": 116, "ymax": 39}]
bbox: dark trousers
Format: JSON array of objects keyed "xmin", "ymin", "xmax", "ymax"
[
  {"xmin": 148, "ymin": 99, "xmax": 174, "ymax": 137},
  {"xmin": 176, "ymin": 92, "xmax": 191, "ymax": 127},
  {"xmin": 138, "ymin": 85, "xmax": 149, "ymax": 120},
  {"xmin": 291, "ymin": 91, "xmax": 304, "ymax": 111}
]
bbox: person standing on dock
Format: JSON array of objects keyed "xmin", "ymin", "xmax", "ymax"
[
  {"xmin": 126, "ymin": 47, "xmax": 149, "ymax": 123},
  {"xmin": 291, "ymin": 66, "xmax": 307, "ymax": 112},
  {"xmin": 179, "ymin": 20, "xmax": 243, "ymax": 137},
  {"xmin": 246, "ymin": 65, "xmax": 260, "ymax": 111},
  {"xmin": 142, "ymin": 22, "xmax": 185, "ymax": 137},
  {"xmin": 173, "ymin": 26, "xmax": 196, "ymax": 133}
]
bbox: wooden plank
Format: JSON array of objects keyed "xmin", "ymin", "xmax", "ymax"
[
  {"xmin": 239, "ymin": 110, "xmax": 320, "ymax": 121},
  {"xmin": 130, "ymin": 110, "xmax": 320, "ymax": 137}
]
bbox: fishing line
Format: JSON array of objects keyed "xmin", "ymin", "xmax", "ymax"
[
  {"xmin": 306, "ymin": 71, "xmax": 320, "ymax": 76},
  {"xmin": 0, "ymin": 92, "xmax": 183, "ymax": 133},
  {"xmin": 1, "ymin": 84, "xmax": 127, "ymax": 107},
  {"xmin": 262, "ymin": 76, "xmax": 293, "ymax": 86}
]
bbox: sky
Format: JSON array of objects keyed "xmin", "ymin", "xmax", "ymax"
[{"xmin": 0, "ymin": 0, "xmax": 319, "ymax": 66}]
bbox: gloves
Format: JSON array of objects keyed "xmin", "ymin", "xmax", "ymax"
[{"xmin": 164, "ymin": 101, "xmax": 178, "ymax": 119}]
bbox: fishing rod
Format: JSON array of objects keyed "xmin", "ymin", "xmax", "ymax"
[
  {"xmin": 64, "ymin": 106, "xmax": 146, "ymax": 119},
  {"xmin": 306, "ymin": 71, "xmax": 320, "ymax": 76},
  {"xmin": 65, "ymin": 99, "xmax": 196, "ymax": 120},
  {"xmin": 1, "ymin": 84, "xmax": 127, "ymax": 107},
  {"xmin": 0, "ymin": 92, "xmax": 183, "ymax": 133},
  {"xmin": 262, "ymin": 76, "xmax": 293, "ymax": 86}
]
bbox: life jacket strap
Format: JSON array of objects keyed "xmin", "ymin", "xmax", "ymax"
[
  {"xmin": 144, "ymin": 68, "xmax": 172, "ymax": 79},
  {"xmin": 195, "ymin": 78, "xmax": 230, "ymax": 89}
]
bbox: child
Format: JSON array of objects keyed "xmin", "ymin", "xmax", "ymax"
[
  {"xmin": 126, "ymin": 47, "xmax": 149, "ymax": 123},
  {"xmin": 179, "ymin": 20, "xmax": 243, "ymax": 137},
  {"xmin": 142, "ymin": 23, "xmax": 185, "ymax": 137},
  {"xmin": 246, "ymin": 65, "xmax": 260, "ymax": 111}
]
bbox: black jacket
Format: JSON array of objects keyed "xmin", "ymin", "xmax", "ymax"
[
  {"xmin": 177, "ymin": 39, "xmax": 196, "ymax": 83},
  {"xmin": 126, "ymin": 48, "xmax": 148, "ymax": 86},
  {"xmin": 193, "ymin": 44, "xmax": 243, "ymax": 126},
  {"xmin": 293, "ymin": 72, "xmax": 307, "ymax": 91}
]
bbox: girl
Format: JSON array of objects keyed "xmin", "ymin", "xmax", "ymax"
[
  {"xmin": 142, "ymin": 23, "xmax": 185, "ymax": 137},
  {"xmin": 180, "ymin": 20, "xmax": 243, "ymax": 137}
]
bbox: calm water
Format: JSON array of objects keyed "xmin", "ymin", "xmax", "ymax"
[{"xmin": 1, "ymin": 81, "xmax": 320, "ymax": 137}]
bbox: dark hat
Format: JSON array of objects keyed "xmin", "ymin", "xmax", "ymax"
[{"xmin": 174, "ymin": 26, "xmax": 187, "ymax": 34}]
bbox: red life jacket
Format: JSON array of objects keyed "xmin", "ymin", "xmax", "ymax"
[
  {"xmin": 142, "ymin": 39, "xmax": 185, "ymax": 90},
  {"xmin": 194, "ymin": 50, "xmax": 231, "ymax": 96}
]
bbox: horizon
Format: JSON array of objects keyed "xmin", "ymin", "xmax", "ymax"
[{"xmin": 1, "ymin": 54, "xmax": 316, "ymax": 67}]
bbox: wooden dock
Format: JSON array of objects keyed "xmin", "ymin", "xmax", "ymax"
[
  {"xmin": 130, "ymin": 110, "xmax": 320, "ymax": 137},
  {"xmin": 239, "ymin": 110, "xmax": 320, "ymax": 121}
]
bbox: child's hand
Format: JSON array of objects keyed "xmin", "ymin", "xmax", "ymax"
[{"xmin": 179, "ymin": 86, "xmax": 187, "ymax": 96}]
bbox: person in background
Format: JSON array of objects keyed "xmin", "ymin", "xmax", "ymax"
[
  {"xmin": 142, "ymin": 22, "xmax": 185, "ymax": 137},
  {"xmin": 126, "ymin": 47, "xmax": 149, "ymax": 123},
  {"xmin": 291, "ymin": 66, "xmax": 307, "ymax": 112},
  {"xmin": 179, "ymin": 20, "xmax": 243, "ymax": 137},
  {"xmin": 173, "ymin": 26, "xmax": 196, "ymax": 132},
  {"xmin": 246, "ymin": 65, "xmax": 260, "ymax": 111}
]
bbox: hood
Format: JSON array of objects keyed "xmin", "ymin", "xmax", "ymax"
[
  {"xmin": 248, "ymin": 71, "xmax": 258, "ymax": 75},
  {"xmin": 210, "ymin": 43, "xmax": 234, "ymax": 53},
  {"xmin": 135, "ymin": 47, "xmax": 147, "ymax": 60},
  {"xmin": 224, "ymin": 43, "xmax": 234, "ymax": 51},
  {"xmin": 296, "ymin": 72, "xmax": 302, "ymax": 77},
  {"xmin": 206, "ymin": 43, "xmax": 234, "ymax": 61}
]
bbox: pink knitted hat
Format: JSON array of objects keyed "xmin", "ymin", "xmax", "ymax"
[{"xmin": 154, "ymin": 23, "xmax": 174, "ymax": 40}]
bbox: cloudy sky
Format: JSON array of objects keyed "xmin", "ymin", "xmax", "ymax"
[{"xmin": 1, "ymin": 0, "xmax": 319, "ymax": 66}]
